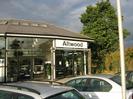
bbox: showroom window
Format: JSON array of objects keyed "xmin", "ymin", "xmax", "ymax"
[
  {"xmin": 0, "ymin": 37, "xmax": 5, "ymax": 82},
  {"xmin": 7, "ymin": 37, "xmax": 52, "ymax": 81}
]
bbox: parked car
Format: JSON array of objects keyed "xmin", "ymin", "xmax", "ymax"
[
  {"xmin": 0, "ymin": 81, "xmax": 85, "ymax": 99},
  {"xmin": 58, "ymin": 74, "xmax": 133, "ymax": 99},
  {"xmin": 112, "ymin": 70, "xmax": 133, "ymax": 87},
  {"xmin": 56, "ymin": 66, "xmax": 67, "ymax": 78},
  {"xmin": 110, "ymin": 71, "xmax": 133, "ymax": 99}
]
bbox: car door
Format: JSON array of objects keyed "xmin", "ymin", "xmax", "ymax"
[
  {"xmin": 66, "ymin": 78, "xmax": 99, "ymax": 99},
  {"xmin": 66, "ymin": 77, "xmax": 113, "ymax": 99},
  {"xmin": 80, "ymin": 78, "xmax": 114, "ymax": 99},
  {"xmin": 126, "ymin": 71, "xmax": 133, "ymax": 99}
]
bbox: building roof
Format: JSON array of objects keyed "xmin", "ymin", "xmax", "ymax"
[{"xmin": 0, "ymin": 19, "xmax": 93, "ymax": 41}]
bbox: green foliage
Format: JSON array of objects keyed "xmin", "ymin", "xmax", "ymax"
[
  {"xmin": 10, "ymin": 39, "xmax": 22, "ymax": 49},
  {"xmin": 105, "ymin": 51, "xmax": 120, "ymax": 73},
  {"xmin": 8, "ymin": 39, "xmax": 24, "ymax": 80},
  {"xmin": 80, "ymin": 0, "xmax": 129, "ymax": 66},
  {"xmin": 105, "ymin": 47, "xmax": 133, "ymax": 73},
  {"xmin": 45, "ymin": 63, "xmax": 51, "ymax": 77},
  {"xmin": 125, "ymin": 47, "xmax": 133, "ymax": 70}
]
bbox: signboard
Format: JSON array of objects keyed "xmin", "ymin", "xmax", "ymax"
[{"xmin": 55, "ymin": 40, "xmax": 88, "ymax": 49}]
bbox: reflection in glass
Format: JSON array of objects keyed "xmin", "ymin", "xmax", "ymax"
[
  {"xmin": 7, "ymin": 37, "xmax": 52, "ymax": 81},
  {"xmin": 0, "ymin": 37, "xmax": 5, "ymax": 82},
  {"xmin": 55, "ymin": 50, "xmax": 87, "ymax": 78}
]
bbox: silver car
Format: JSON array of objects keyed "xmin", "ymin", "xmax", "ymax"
[
  {"xmin": 0, "ymin": 81, "xmax": 85, "ymax": 99},
  {"xmin": 58, "ymin": 74, "xmax": 133, "ymax": 99}
]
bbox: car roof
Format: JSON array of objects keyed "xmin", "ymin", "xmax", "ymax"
[
  {"xmin": 57, "ymin": 74, "xmax": 114, "ymax": 84},
  {"xmin": 92, "ymin": 74, "xmax": 114, "ymax": 78},
  {"xmin": 1, "ymin": 81, "xmax": 74, "ymax": 98}
]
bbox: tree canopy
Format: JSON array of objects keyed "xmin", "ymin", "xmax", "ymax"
[
  {"xmin": 105, "ymin": 47, "xmax": 133, "ymax": 73},
  {"xmin": 80, "ymin": 0, "xmax": 129, "ymax": 66}
]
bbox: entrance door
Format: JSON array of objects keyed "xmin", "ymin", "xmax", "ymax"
[{"xmin": 55, "ymin": 50, "xmax": 86, "ymax": 78}]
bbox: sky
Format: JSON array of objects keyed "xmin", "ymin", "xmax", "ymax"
[{"xmin": 0, "ymin": 0, "xmax": 133, "ymax": 48}]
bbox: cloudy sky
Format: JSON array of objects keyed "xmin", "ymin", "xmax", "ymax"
[{"xmin": 0, "ymin": 0, "xmax": 133, "ymax": 47}]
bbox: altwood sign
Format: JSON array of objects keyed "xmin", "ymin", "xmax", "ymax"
[{"xmin": 55, "ymin": 40, "xmax": 88, "ymax": 49}]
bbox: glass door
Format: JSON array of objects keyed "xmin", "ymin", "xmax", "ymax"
[{"xmin": 55, "ymin": 50, "xmax": 85, "ymax": 78}]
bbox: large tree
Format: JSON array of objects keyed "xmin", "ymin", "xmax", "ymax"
[{"xmin": 80, "ymin": 0, "xmax": 129, "ymax": 67}]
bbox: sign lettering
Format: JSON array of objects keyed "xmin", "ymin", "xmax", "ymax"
[{"xmin": 55, "ymin": 40, "xmax": 87, "ymax": 49}]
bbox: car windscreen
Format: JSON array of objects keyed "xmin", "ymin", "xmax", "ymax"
[
  {"xmin": 110, "ymin": 75, "xmax": 133, "ymax": 89},
  {"xmin": 45, "ymin": 89, "xmax": 85, "ymax": 99}
]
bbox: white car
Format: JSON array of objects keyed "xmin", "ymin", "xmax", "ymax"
[{"xmin": 58, "ymin": 73, "xmax": 133, "ymax": 99}]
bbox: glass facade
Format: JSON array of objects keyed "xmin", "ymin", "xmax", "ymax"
[
  {"xmin": 7, "ymin": 37, "xmax": 52, "ymax": 81},
  {"xmin": 55, "ymin": 50, "xmax": 88, "ymax": 78},
  {"xmin": 0, "ymin": 37, "xmax": 5, "ymax": 82},
  {"xmin": 0, "ymin": 19, "xmax": 93, "ymax": 82},
  {"xmin": 0, "ymin": 36, "xmax": 89, "ymax": 82}
]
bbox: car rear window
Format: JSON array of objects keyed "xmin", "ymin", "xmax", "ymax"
[{"xmin": 45, "ymin": 90, "xmax": 84, "ymax": 99}]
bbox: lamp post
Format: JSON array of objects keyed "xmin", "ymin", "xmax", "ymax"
[{"xmin": 116, "ymin": 0, "xmax": 126, "ymax": 99}]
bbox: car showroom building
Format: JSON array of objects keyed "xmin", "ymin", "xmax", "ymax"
[{"xmin": 0, "ymin": 19, "xmax": 93, "ymax": 82}]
